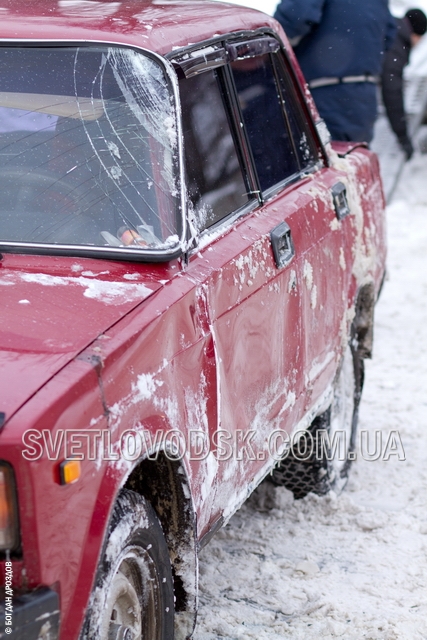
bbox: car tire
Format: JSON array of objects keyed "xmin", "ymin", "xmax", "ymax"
[
  {"xmin": 270, "ymin": 342, "xmax": 364, "ymax": 499},
  {"xmin": 80, "ymin": 488, "xmax": 175, "ymax": 640}
]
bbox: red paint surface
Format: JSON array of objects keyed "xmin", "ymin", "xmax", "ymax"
[
  {"xmin": 0, "ymin": 0, "xmax": 284, "ymax": 55},
  {"xmin": 0, "ymin": 254, "xmax": 169, "ymax": 418},
  {"xmin": 0, "ymin": 3, "xmax": 387, "ymax": 639}
]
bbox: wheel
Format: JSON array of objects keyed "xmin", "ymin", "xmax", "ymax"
[
  {"xmin": 270, "ymin": 342, "xmax": 364, "ymax": 499},
  {"xmin": 318, "ymin": 341, "xmax": 364, "ymax": 493},
  {"xmin": 81, "ymin": 489, "xmax": 175, "ymax": 640}
]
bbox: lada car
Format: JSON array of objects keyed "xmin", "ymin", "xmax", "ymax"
[{"xmin": 0, "ymin": 1, "xmax": 387, "ymax": 639}]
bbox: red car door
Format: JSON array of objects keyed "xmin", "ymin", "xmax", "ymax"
[
  {"xmin": 176, "ymin": 39, "xmax": 322, "ymax": 535},
  {"xmin": 253, "ymin": 46, "xmax": 356, "ymax": 416}
]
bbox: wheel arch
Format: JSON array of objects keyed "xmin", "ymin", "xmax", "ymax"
[{"xmin": 125, "ymin": 452, "xmax": 198, "ymax": 640}]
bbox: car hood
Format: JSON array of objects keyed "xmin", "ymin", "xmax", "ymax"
[{"xmin": 0, "ymin": 257, "xmax": 165, "ymax": 420}]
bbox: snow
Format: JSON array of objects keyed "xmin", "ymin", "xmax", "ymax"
[
  {"xmin": 307, "ymin": 351, "xmax": 335, "ymax": 385},
  {"xmin": 391, "ymin": 0, "xmax": 427, "ymax": 16},
  {"xmin": 133, "ymin": 372, "xmax": 164, "ymax": 401},
  {"xmin": 0, "ymin": 271, "xmax": 154, "ymax": 305},
  {"xmin": 193, "ymin": 153, "xmax": 427, "ymax": 639}
]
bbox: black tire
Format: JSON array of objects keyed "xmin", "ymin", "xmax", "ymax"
[
  {"xmin": 81, "ymin": 489, "xmax": 175, "ymax": 640},
  {"xmin": 270, "ymin": 343, "xmax": 364, "ymax": 499}
]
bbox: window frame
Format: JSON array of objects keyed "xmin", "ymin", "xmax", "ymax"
[
  {"xmin": 0, "ymin": 39, "xmax": 187, "ymax": 263},
  {"xmin": 169, "ymin": 29, "xmax": 327, "ymax": 248},
  {"xmin": 174, "ymin": 51, "xmax": 262, "ymax": 243}
]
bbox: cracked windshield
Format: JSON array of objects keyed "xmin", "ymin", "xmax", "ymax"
[{"xmin": 0, "ymin": 46, "xmax": 180, "ymax": 251}]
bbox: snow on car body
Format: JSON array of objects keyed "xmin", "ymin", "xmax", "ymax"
[{"xmin": 0, "ymin": 1, "xmax": 386, "ymax": 639}]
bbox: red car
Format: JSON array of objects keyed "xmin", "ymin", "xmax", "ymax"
[{"xmin": 0, "ymin": 1, "xmax": 386, "ymax": 639}]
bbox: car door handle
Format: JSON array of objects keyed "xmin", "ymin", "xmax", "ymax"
[
  {"xmin": 270, "ymin": 221, "xmax": 295, "ymax": 268},
  {"xmin": 331, "ymin": 182, "xmax": 350, "ymax": 220}
]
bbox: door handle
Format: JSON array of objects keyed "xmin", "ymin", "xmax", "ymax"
[
  {"xmin": 331, "ymin": 182, "xmax": 350, "ymax": 220},
  {"xmin": 271, "ymin": 221, "xmax": 295, "ymax": 268}
]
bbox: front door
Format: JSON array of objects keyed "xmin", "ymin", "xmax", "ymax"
[{"xmin": 175, "ymin": 38, "xmax": 322, "ymax": 533}]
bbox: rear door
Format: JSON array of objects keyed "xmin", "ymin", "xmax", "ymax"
[
  {"xmin": 263, "ymin": 50, "xmax": 355, "ymax": 408},
  {"xmin": 228, "ymin": 40, "xmax": 355, "ymax": 416}
]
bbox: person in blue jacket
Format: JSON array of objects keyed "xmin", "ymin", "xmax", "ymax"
[{"xmin": 274, "ymin": 0, "xmax": 397, "ymax": 143}]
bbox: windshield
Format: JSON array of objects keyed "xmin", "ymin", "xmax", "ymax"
[{"xmin": 0, "ymin": 46, "xmax": 181, "ymax": 255}]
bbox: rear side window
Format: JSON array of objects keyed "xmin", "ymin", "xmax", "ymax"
[
  {"xmin": 179, "ymin": 69, "xmax": 250, "ymax": 230},
  {"xmin": 230, "ymin": 53, "xmax": 300, "ymax": 191}
]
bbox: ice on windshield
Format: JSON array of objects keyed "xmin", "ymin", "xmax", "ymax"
[{"xmin": 0, "ymin": 46, "xmax": 180, "ymax": 253}]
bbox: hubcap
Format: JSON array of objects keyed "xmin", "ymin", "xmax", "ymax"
[
  {"xmin": 108, "ymin": 623, "xmax": 134, "ymax": 640},
  {"xmin": 100, "ymin": 546, "xmax": 160, "ymax": 640}
]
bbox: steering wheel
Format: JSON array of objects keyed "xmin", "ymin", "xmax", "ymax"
[{"xmin": 0, "ymin": 167, "xmax": 100, "ymax": 244}]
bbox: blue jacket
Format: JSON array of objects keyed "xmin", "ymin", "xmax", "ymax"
[{"xmin": 274, "ymin": 0, "xmax": 397, "ymax": 142}]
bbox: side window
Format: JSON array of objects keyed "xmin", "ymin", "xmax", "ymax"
[
  {"xmin": 272, "ymin": 54, "xmax": 318, "ymax": 170},
  {"xmin": 179, "ymin": 70, "xmax": 250, "ymax": 231},
  {"xmin": 230, "ymin": 53, "xmax": 300, "ymax": 191}
]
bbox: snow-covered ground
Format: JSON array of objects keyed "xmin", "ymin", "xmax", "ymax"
[{"xmin": 193, "ymin": 151, "xmax": 427, "ymax": 639}]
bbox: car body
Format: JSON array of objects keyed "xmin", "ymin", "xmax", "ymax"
[{"xmin": 0, "ymin": 1, "xmax": 386, "ymax": 639}]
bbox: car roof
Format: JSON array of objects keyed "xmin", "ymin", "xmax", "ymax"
[{"xmin": 0, "ymin": 0, "xmax": 281, "ymax": 57}]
